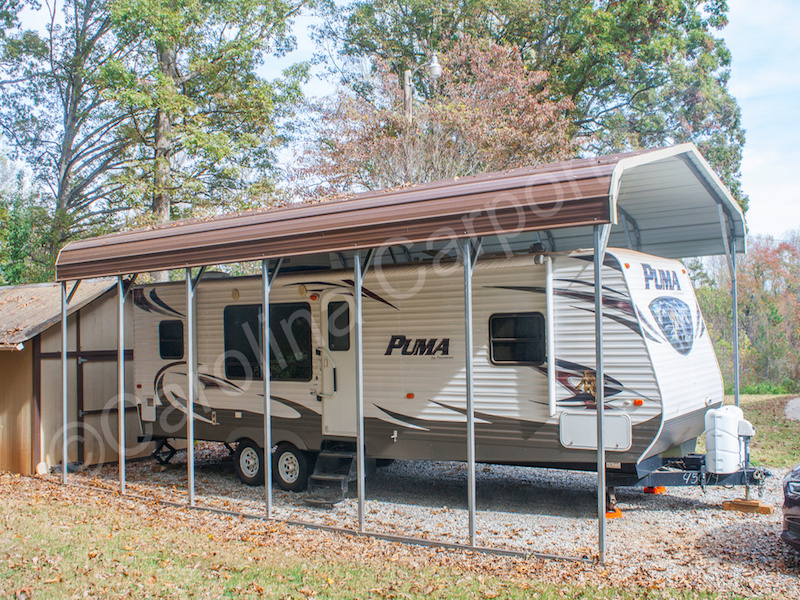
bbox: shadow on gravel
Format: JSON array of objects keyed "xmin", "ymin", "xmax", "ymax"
[
  {"xmin": 85, "ymin": 449, "xmax": 762, "ymax": 522},
  {"xmin": 696, "ymin": 520, "xmax": 800, "ymax": 574},
  {"xmin": 366, "ymin": 460, "xmax": 726, "ymax": 517},
  {"xmin": 612, "ymin": 488, "xmax": 731, "ymax": 513}
]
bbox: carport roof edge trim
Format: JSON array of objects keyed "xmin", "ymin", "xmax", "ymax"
[
  {"xmin": 610, "ymin": 143, "xmax": 746, "ymax": 252},
  {"xmin": 54, "ymin": 144, "xmax": 747, "ymax": 281}
]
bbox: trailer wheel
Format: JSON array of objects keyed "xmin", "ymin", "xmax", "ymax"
[
  {"xmin": 234, "ymin": 439, "xmax": 264, "ymax": 486},
  {"xmin": 273, "ymin": 442, "xmax": 310, "ymax": 492}
]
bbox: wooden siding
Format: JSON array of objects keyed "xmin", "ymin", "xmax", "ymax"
[{"xmin": 0, "ymin": 346, "xmax": 33, "ymax": 474}]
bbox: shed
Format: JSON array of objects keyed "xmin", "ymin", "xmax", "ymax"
[{"xmin": 0, "ymin": 280, "xmax": 150, "ymax": 474}]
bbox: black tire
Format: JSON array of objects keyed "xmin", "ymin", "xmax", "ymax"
[
  {"xmin": 234, "ymin": 439, "xmax": 265, "ymax": 486},
  {"xmin": 272, "ymin": 442, "xmax": 310, "ymax": 492}
]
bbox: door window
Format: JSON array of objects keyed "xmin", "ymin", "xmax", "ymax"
[{"xmin": 327, "ymin": 301, "xmax": 351, "ymax": 351}]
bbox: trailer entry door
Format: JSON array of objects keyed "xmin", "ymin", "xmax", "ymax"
[{"xmin": 320, "ymin": 293, "xmax": 357, "ymax": 437}]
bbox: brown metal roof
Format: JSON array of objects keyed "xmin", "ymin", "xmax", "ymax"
[
  {"xmin": 0, "ymin": 280, "xmax": 115, "ymax": 348},
  {"xmin": 55, "ymin": 145, "xmax": 746, "ymax": 281}
]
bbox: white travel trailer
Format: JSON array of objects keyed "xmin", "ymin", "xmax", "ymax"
[{"xmin": 133, "ymin": 246, "xmax": 724, "ymax": 500}]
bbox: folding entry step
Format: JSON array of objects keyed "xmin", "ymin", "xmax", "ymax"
[{"xmin": 304, "ymin": 442, "xmax": 358, "ymax": 507}]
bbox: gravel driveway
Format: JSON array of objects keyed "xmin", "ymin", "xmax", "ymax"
[{"xmin": 72, "ymin": 443, "xmax": 800, "ymax": 598}]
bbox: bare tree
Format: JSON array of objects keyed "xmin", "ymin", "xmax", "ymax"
[{"xmin": 294, "ymin": 38, "xmax": 573, "ymax": 197}]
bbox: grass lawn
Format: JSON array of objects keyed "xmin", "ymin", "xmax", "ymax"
[{"xmin": 0, "ymin": 476, "xmax": 728, "ymax": 600}]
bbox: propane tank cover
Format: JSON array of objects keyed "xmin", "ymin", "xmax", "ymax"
[{"xmin": 705, "ymin": 406, "xmax": 746, "ymax": 474}]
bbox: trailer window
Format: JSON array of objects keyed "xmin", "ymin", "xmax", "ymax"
[
  {"xmin": 159, "ymin": 320, "xmax": 184, "ymax": 359},
  {"xmin": 489, "ymin": 312, "xmax": 545, "ymax": 365},
  {"xmin": 270, "ymin": 303, "xmax": 313, "ymax": 381},
  {"xmin": 327, "ymin": 301, "xmax": 350, "ymax": 351},
  {"xmin": 223, "ymin": 303, "xmax": 312, "ymax": 381}
]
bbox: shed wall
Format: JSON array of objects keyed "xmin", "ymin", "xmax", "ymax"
[
  {"xmin": 38, "ymin": 291, "xmax": 151, "ymax": 469},
  {"xmin": 39, "ymin": 315, "xmax": 78, "ymax": 466},
  {"xmin": 0, "ymin": 346, "xmax": 33, "ymax": 474}
]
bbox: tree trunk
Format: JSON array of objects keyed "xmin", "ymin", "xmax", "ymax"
[
  {"xmin": 151, "ymin": 45, "xmax": 178, "ymax": 282},
  {"xmin": 50, "ymin": 78, "xmax": 80, "ymax": 268}
]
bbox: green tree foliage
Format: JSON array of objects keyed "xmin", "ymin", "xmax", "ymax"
[
  {"xmin": 1, "ymin": 0, "xmax": 311, "ymax": 282},
  {"xmin": 104, "ymin": 0, "xmax": 311, "ymax": 231},
  {"xmin": 0, "ymin": 0, "xmax": 25, "ymax": 36},
  {"xmin": 295, "ymin": 37, "xmax": 573, "ymax": 195},
  {"xmin": 694, "ymin": 234, "xmax": 800, "ymax": 393},
  {"xmin": 0, "ymin": 0, "xmax": 134, "ymax": 265},
  {"xmin": 0, "ymin": 153, "xmax": 52, "ymax": 284},
  {"xmin": 319, "ymin": 0, "xmax": 747, "ymax": 209}
]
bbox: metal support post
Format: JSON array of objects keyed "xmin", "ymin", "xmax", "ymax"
[
  {"xmin": 61, "ymin": 281, "xmax": 68, "ymax": 485},
  {"xmin": 117, "ymin": 276, "xmax": 126, "ymax": 495},
  {"xmin": 262, "ymin": 258, "xmax": 283, "ymax": 518},
  {"xmin": 354, "ymin": 251, "xmax": 366, "ymax": 532},
  {"xmin": 261, "ymin": 260, "xmax": 272, "ymax": 517},
  {"xmin": 731, "ymin": 243, "xmax": 740, "ymax": 408},
  {"xmin": 594, "ymin": 225, "xmax": 607, "ymax": 564},
  {"xmin": 463, "ymin": 239, "xmax": 477, "ymax": 547},
  {"xmin": 718, "ymin": 206, "xmax": 740, "ymax": 407},
  {"xmin": 186, "ymin": 268, "xmax": 196, "ymax": 507},
  {"xmin": 546, "ymin": 256, "xmax": 556, "ymax": 416}
]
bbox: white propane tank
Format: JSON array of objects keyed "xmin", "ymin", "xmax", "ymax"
[{"xmin": 705, "ymin": 406, "xmax": 745, "ymax": 474}]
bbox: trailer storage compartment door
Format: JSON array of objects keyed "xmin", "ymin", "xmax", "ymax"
[{"xmin": 559, "ymin": 411, "xmax": 632, "ymax": 451}]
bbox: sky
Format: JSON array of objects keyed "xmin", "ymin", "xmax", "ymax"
[
  {"xmin": 723, "ymin": 0, "xmax": 800, "ymax": 239},
  {"xmin": 16, "ymin": 1, "xmax": 799, "ymax": 240},
  {"xmin": 268, "ymin": 0, "xmax": 800, "ymax": 241}
]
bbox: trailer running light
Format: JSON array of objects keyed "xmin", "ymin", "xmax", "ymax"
[
  {"xmin": 309, "ymin": 294, "xmax": 318, "ymax": 301},
  {"xmin": 633, "ymin": 399, "xmax": 644, "ymax": 406},
  {"xmin": 624, "ymin": 263, "xmax": 630, "ymax": 269},
  {"xmin": 406, "ymin": 393, "xmax": 414, "ymax": 399}
]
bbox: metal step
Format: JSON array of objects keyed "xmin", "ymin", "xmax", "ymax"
[
  {"xmin": 304, "ymin": 448, "xmax": 358, "ymax": 507},
  {"xmin": 304, "ymin": 494, "xmax": 344, "ymax": 507},
  {"xmin": 310, "ymin": 473, "xmax": 351, "ymax": 482},
  {"xmin": 317, "ymin": 451, "xmax": 357, "ymax": 459}
]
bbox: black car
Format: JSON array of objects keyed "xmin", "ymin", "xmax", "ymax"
[{"xmin": 782, "ymin": 463, "xmax": 800, "ymax": 551}]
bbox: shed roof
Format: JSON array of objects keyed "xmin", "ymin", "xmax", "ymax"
[
  {"xmin": 55, "ymin": 144, "xmax": 746, "ymax": 281},
  {"xmin": 0, "ymin": 280, "xmax": 115, "ymax": 348}
]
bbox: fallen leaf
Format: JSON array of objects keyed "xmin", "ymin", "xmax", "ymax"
[{"xmin": 297, "ymin": 586, "xmax": 317, "ymax": 596}]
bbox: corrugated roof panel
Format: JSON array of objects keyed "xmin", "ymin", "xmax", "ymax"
[{"xmin": 55, "ymin": 144, "xmax": 746, "ymax": 280}]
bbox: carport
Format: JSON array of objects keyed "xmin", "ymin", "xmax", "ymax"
[{"xmin": 54, "ymin": 143, "xmax": 746, "ymax": 562}]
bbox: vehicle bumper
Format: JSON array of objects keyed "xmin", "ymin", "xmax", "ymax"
[{"xmin": 782, "ymin": 515, "xmax": 800, "ymax": 551}]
